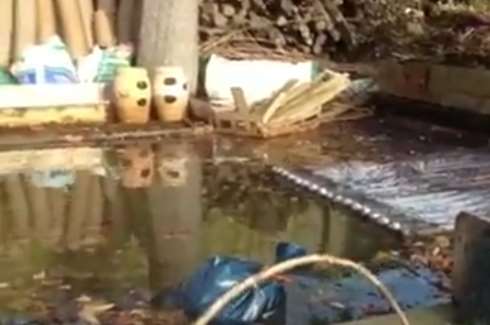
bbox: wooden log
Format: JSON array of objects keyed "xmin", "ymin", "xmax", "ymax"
[
  {"xmin": 453, "ymin": 212, "xmax": 490, "ymax": 324},
  {"xmin": 77, "ymin": 0, "xmax": 95, "ymax": 49},
  {"xmin": 138, "ymin": 0, "xmax": 199, "ymax": 93},
  {"xmin": 55, "ymin": 0, "xmax": 89, "ymax": 59},
  {"xmin": 94, "ymin": 9, "xmax": 116, "ymax": 48},
  {"xmin": 14, "ymin": 0, "xmax": 37, "ymax": 59},
  {"xmin": 0, "ymin": 0, "xmax": 14, "ymax": 66},
  {"xmin": 36, "ymin": 0, "xmax": 57, "ymax": 43}
]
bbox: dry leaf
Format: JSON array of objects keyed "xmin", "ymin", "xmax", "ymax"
[{"xmin": 79, "ymin": 303, "xmax": 115, "ymax": 325}]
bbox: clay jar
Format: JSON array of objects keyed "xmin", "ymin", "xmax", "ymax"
[
  {"xmin": 152, "ymin": 66, "xmax": 189, "ymax": 123},
  {"xmin": 113, "ymin": 67, "xmax": 151, "ymax": 124}
]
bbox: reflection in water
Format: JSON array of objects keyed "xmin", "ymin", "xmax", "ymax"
[{"xmin": 0, "ymin": 144, "xmax": 399, "ymax": 307}]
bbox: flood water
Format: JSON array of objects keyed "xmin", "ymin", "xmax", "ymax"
[{"xmin": 0, "ymin": 140, "xmax": 403, "ymax": 317}]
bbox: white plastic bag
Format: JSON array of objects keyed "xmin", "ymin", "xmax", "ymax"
[
  {"xmin": 11, "ymin": 36, "xmax": 78, "ymax": 84},
  {"xmin": 205, "ymin": 54, "xmax": 314, "ymax": 109}
]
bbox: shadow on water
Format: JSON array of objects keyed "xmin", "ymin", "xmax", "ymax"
[{"xmin": 0, "ymin": 141, "xmax": 401, "ymax": 316}]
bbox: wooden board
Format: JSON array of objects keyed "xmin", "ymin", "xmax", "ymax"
[
  {"xmin": 0, "ymin": 147, "xmax": 103, "ymax": 173},
  {"xmin": 0, "ymin": 105, "xmax": 107, "ymax": 127},
  {"xmin": 0, "ymin": 83, "xmax": 107, "ymax": 108}
]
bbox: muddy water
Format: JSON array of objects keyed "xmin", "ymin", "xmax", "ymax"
[{"xmin": 0, "ymin": 141, "xmax": 400, "ymax": 315}]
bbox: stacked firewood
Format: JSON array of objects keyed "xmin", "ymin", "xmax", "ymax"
[
  {"xmin": 0, "ymin": 0, "xmax": 141, "ymax": 67},
  {"xmin": 200, "ymin": 0, "xmax": 490, "ymax": 66},
  {"xmin": 199, "ymin": 0, "xmax": 358, "ymax": 57}
]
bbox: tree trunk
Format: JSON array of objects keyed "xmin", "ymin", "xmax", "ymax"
[{"xmin": 138, "ymin": 0, "xmax": 199, "ymax": 94}]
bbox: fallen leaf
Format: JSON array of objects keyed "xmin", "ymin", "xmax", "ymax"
[{"xmin": 79, "ymin": 303, "xmax": 115, "ymax": 325}]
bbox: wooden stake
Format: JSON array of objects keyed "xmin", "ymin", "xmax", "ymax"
[
  {"xmin": 14, "ymin": 0, "xmax": 37, "ymax": 59},
  {"xmin": 0, "ymin": 0, "xmax": 13, "ymax": 66},
  {"xmin": 77, "ymin": 0, "xmax": 95, "ymax": 49},
  {"xmin": 36, "ymin": 0, "xmax": 57, "ymax": 43},
  {"xmin": 55, "ymin": 0, "xmax": 89, "ymax": 59}
]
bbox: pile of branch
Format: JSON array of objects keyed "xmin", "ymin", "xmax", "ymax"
[
  {"xmin": 199, "ymin": 0, "xmax": 490, "ymax": 66},
  {"xmin": 199, "ymin": 0, "xmax": 357, "ymax": 58}
]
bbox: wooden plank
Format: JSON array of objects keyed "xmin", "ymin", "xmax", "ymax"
[
  {"xmin": 0, "ymin": 0, "xmax": 13, "ymax": 66},
  {"xmin": 0, "ymin": 105, "xmax": 107, "ymax": 127},
  {"xmin": 0, "ymin": 83, "xmax": 107, "ymax": 108},
  {"xmin": 260, "ymin": 79, "xmax": 299, "ymax": 124},
  {"xmin": 270, "ymin": 74, "xmax": 350, "ymax": 125},
  {"xmin": 0, "ymin": 147, "xmax": 103, "ymax": 173}
]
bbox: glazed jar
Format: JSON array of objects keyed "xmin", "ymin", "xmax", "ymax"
[
  {"xmin": 152, "ymin": 66, "xmax": 189, "ymax": 123},
  {"xmin": 113, "ymin": 67, "xmax": 151, "ymax": 124},
  {"xmin": 119, "ymin": 146, "xmax": 154, "ymax": 188}
]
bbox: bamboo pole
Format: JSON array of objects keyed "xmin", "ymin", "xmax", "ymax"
[
  {"xmin": 36, "ymin": 0, "xmax": 57, "ymax": 43},
  {"xmin": 26, "ymin": 181, "xmax": 51, "ymax": 244},
  {"xmin": 97, "ymin": 0, "xmax": 117, "ymax": 27},
  {"xmin": 117, "ymin": 0, "xmax": 136, "ymax": 44},
  {"xmin": 77, "ymin": 0, "xmax": 95, "ymax": 49},
  {"xmin": 48, "ymin": 188, "xmax": 67, "ymax": 247},
  {"xmin": 94, "ymin": 9, "xmax": 116, "ymax": 48},
  {"xmin": 0, "ymin": 0, "xmax": 13, "ymax": 66},
  {"xmin": 55, "ymin": 0, "xmax": 89, "ymax": 59},
  {"xmin": 85, "ymin": 176, "xmax": 103, "ymax": 241},
  {"xmin": 4, "ymin": 175, "xmax": 30, "ymax": 238},
  {"xmin": 65, "ymin": 172, "xmax": 92, "ymax": 250},
  {"xmin": 14, "ymin": 0, "xmax": 37, "ymax": 59}
]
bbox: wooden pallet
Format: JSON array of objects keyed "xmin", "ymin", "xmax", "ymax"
[{"xmin": 214, "ymin": 70, "xmax": 350, "ymax": 138}]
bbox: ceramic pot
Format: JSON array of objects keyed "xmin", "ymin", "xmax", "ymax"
[
  {"xmin": 119, "ymin": 146, "xmax": 154, "ymax": 188},
  {"xmin": 113, "ymin": 67, "xmax": 151, "ymax": 124},
  {"xmin": 153, "ymin": 66, "xmax": 189, "ymax": 123}
]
